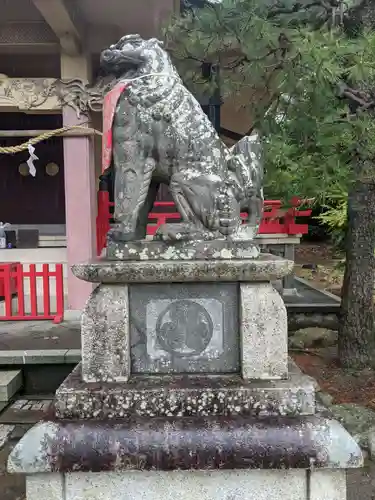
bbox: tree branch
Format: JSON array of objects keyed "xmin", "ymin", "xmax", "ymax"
[
  {"xmin": 338, "ymin": 83, "xmax": 375, "ymax": 111},
  {"xmin": 267, "ymin": 0, "xmax": 339, "ymax": 19}
]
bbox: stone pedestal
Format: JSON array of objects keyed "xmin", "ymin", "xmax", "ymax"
[
  {"xmin": 72, "ymin": 255, "xmax": 291, "ymax": 382},
  {"xmin": 7, "ymin": 253, "xmax": 363, "ymax": 500}
]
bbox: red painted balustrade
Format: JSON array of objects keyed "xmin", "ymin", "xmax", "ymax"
[
  {"xmin": 0, "ymin": 262, "xmax": 64, "ymax": 323},
  {"xmin": 96, "ymin": 192, "xmax": 312, "ymax": 256}
]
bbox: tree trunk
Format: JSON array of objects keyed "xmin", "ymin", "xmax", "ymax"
[{"xmin": 338, "ymin": 165, "xmax": 375, "ymax": 368}]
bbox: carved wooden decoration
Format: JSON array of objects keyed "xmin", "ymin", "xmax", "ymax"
[{"xmin": 0, "ymin": 73, "xmax": 115, "ymax": 115}]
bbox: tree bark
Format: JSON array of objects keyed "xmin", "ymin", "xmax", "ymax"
[{"xmin": 338, "ymin": 164, "xmax": 375, "ymax": 368}]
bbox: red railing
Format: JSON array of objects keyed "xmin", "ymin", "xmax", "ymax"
[
  {"xmin": 259, "ymin": 196, "xmax": 312, "ymax": 235},
  {"xmin": 96, "ymin": 191, "xmax": 312, "ymax": 255},
  {"xmin": 0, "ymin": 263, "xmax": 64, "ymax": 323}
]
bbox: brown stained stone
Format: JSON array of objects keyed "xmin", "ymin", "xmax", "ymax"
[
  {"xmin": 53, "ymin": 363, "xmax": 315, "ymax": 420},
  {"xmin": 72, "ymin": 254, "xmax": 293, "ymax": 285},
  {"xmin": 7, "ymin": 415, "xmax": 363, "ymax": 474}
]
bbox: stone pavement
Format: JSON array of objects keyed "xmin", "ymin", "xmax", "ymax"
[
  {"xmin": 0, "ymin": 320, "xmax": 81, "ymax": 365},
  {"xmin": 0, "ymin": 320, "xmax": 80, "ymax": 351}
]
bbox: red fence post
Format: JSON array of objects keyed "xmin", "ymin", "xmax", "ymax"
[
  {"xmin": 258, "ymin": 200, "xmax": 285, "ymax": 234},
  {"xmin": 16, "ymin": 263, "xmax": 25, "ymax": 317},
  {"xmin": 28, "ymin": 264, "xmax": 38, "ymax": 317},
  {"xmin": 54, "ymin": 264, "xmax": 64, "ymax": 324},
  {"xmin": 283, "ymin": 197, "xmax": 312, "ymax": 235},
  {"xmin": 42, "ymin": 263, "xmax": 51, "ymax": 317},
  {"xmin": 2, "ymin": 265, "xmax": 13, "ymax": 318}
]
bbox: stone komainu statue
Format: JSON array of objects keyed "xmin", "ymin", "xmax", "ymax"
[{"xmin": 100, "ymin": 34, "xmax": 263, "ymax": 242}]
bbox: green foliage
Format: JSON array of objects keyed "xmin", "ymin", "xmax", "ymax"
[
  {"xmin": 316, "ymin": 190, "xmax": 348, "ymax": 231},
  {"xmin": 315, "ymin": 187, "xmax": 348, "ymax": 248},
  {"xmin": 165, "ymin": 0, "xmax": 375, "ymax": 237},
  {"xmin": 261, "ymin": 28, "xmax": 375, "ymax": 201}
]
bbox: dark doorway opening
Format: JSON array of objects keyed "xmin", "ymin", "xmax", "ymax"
[{"xmin": 0, "ymin": 113, "xmax": 65, "ymax": 225}]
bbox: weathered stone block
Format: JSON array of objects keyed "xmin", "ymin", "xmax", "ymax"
[
  {"xmin": 107, "ymin": 238, "xmax": 260, "ymax": 260},
  {"xmin": 26, "ymin": 473, "xmax": 64, "ymax": 500},
  {"xmin": 0, "ymin": 370, "xmax": 22, "ymax": 401},
  {"xmin": 21, "ymin": 469, "xmax": 349, "ymax": 500},
  {"xmin": 72, "ymin": 254, "xmax": 294, "ymax": 284},
  {"xmin": 240, "ymin": 283, "xmax": 288, "ymax": 380},
  {"xmin": 54, "ymin": 361, "xmax": 316, "ymax": 420},
  {"xmin": 65, "ymin": 470, "xmax": 306, "ymax": 500},
  {"xmin": 81, "ymin": 284, "xmax": 130, "ymax": 383},
  {"xmin": 130, "ymin": 283, "xmax": 239, "ymax": 374},
  {"xmin": 309, "ymin": 470, "xmax": 346, "ymax": 500}
]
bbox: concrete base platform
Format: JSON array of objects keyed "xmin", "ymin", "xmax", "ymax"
[{"xmin": 26, "ymin": 469, "xmax": 347, "ymax": 500}]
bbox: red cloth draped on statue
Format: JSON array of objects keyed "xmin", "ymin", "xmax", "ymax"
[{"xmin": 101, "ymin": 82, "xmax": 128, "ymax": 172}]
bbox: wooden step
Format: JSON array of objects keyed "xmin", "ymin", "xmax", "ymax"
[{"xmin": 38, "ymin": 235, "xmax": 66, "ymax": 248}]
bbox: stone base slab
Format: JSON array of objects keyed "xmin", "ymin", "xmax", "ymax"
[
  {"xmin": 106, "ymin": 238, "xmax": 260, "ymax": 261},
  {"xmin": 54, "ymin": 365, "xmax": 315, "ymax": 420},
  {"xmin": 26, "ymin": 469, "xmax": 347, "ymax": 500},
  {"xmin": 54, "ymin": 362, "xmax": 314, "ymax": 420},
  {"xmin": 8, "ymin": 415, "xmax": 362, "ymax": 474},
  {"xmin": 72, "ymin": 253, "xmax": 293, "ymax": 284}
]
